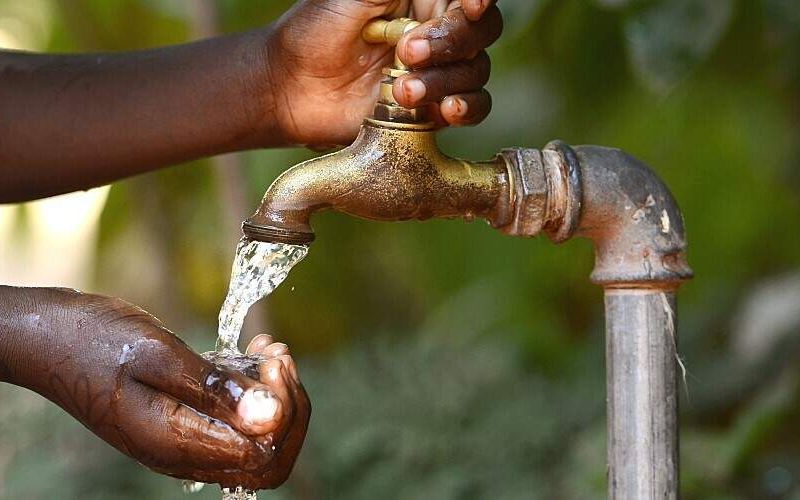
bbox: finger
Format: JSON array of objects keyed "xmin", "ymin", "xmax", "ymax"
[
  {"xmin": 246, "ymin": 335, "xmax": 290, "ymax": 360},
  {"xmin": 393, "ymin": 51, "xmax": 490, "ymax": 107},
  {"xmin": 410, "ymin": 0, "xmax": 450, "ymax": 20},
  {"xmin": 258, "ymin": 358, "xmax": 296, "ymax": 439},
  {"xmin": 247, "ymin": 339, "xmax": 301, "ymax": 399},
  {"xmin": 263, "ymin": 342, "xmax": 290, "ymax": 359},
  {"xmin": 237, "ymin": 387, "xmax": 284, "ymax": 435},
  {"xmin": 121, "ymin": 334, "xmax": 280, "ymax": 436},
  {"xmin": 439, "ymin": 90, "xmax": 492, "ymax": 126},
  {"xmin": 275, "ymin": 354, "xmax": 300, "ymax": 384},
  {"xmin": 245, "ymin": 334, "xmax": 274, "ymax": 355},
  {"xmin": 459, "ymin": 0, "xmax": 498, "ymax": 21},
  {"xmin": 111, "ymin": 378, "xmax": 272, "ymax": 477},
  {"xmin": 397, "ymin": 6, "xmax": 502, "ymax": 68},
  {"xmin": 259, "ymin": 381, "xmax": 312, "ymax": 487}
]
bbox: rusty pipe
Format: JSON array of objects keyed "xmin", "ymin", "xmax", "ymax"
[
  {"xmin": 502, "ymin": 143, "xmax": 691, "ymax": 499},
  {"xmin": 573, "ymin": 146, "xmax": 690, "ymax": 499},
  {"xmin": 242, "ymin": 119, "xmax": 513, "ymax": 244}
]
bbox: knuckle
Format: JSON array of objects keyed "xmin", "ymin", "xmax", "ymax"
[
  {"xmin": 469, "ymin": 90, "xmax": 492, "ymax": 119},
  {"xmin": 474, "ymin": 52, "xmax": 492, "ymax": 84},
  {"xmin": 483, "ymin": 90, "xmax": 493, "ymax": 113}
]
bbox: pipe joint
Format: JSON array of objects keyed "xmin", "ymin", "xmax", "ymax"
[
  {"xmin": 499, "ymin": 141, "xmax": 581, "ymax": 242},
  {"xmin": 502, "ymin": 143, "xmax": 692, "ymax": 287},
  {"xmin": 572, "ymin": 145, "xmax": 693, "ymax": 287}
]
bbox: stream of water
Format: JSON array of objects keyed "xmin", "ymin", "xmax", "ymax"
[
  {"xmin": 187, "ymin": 237, "xmax": 308, "ymax": 500},
  {"xmin": 216, "ymin": 237, "xmax": 309, "ymax": 353}
]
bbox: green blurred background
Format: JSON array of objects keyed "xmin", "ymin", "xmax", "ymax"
[{"xmin": 1, "ymin": 0, "xmax": 800, "ymax": 498}]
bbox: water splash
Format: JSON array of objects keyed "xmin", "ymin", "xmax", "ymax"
[
  {"xmin": 182, "ymin": 480, "xmax": 205, "ymax": 493},
  {"xmin": 222, "ymin": 487, "xmax": 258, "ymax": 500},
  {"xmin": 216, "ymin": 237, "xmax": 308, "ymax": 352}
]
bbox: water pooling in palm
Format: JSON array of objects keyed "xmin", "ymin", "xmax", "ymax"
[{"xmin": 187, "ymin": 237, "xmax": 308, "ymax": 500}]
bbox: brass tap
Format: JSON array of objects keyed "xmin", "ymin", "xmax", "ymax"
[
  {"xmin": 242, "ymin": 17, "xmax": 514, "ymax": 244},
  {"xmin": 242, "ymin": 17, "xmax": 692, "ymax": 290},
  {"xmin": 242, "ymin": 119, "xmax": 513, "ymax": 244}
]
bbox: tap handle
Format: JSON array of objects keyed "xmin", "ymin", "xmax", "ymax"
[
  {"xmin": 362, "ymin": 18, "xmax": 421, "ymax": 46},
  {"xmin": 362, "ymin": 17, "xmax": 429, "ymax": 125}
]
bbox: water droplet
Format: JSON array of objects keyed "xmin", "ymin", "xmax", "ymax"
[
  {"xmin": 221, "ymin": 486, "xmax": 258, "ymax": 500},
  {"xmin": 182, "ymin": 480, "xmax": 205, "ymax": 493}
]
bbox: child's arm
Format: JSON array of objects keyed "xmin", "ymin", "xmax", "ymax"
[
  {"xmin": 0, "ymin": 286, "xmax": 310, "ymax": 490},
  {"xmin": 0, "ymin": 31, "xmax": 279, "ymax": 202},
  {"xmin": 0, "ymin": 0, "xmax": 502, "ymax": 203}
]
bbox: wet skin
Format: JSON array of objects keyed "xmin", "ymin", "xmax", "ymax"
[
  {"xmin": 0, "ymin": 0, "xmax": 502, "ymax": 489},
  {"xmin": 0, "ymin": 286, "xmax": 310, "ymax": 490}
]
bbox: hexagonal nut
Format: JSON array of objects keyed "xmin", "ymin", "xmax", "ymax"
[
  {"xmin": 373, "ymin": 102, "xmax": 426, "ymax": 123},
  {"xmin": 500, "ymin": 148, "xmax": 548, "ymax": 237}
]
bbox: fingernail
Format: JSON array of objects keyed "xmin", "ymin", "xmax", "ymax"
[
  {"xmin": 402, "ymin": 78, "xmax": 426, "ymax": 104},
  {"xmin": 463, "ymin": 0, "xmax": 483, "ymax": 19},
  {"xmin": 265, "ymin": 342, "xmax": 289, "ymax": 357},
  {"xmin": 246, "ymin": 334, "xmax": 273, "ymax": 354},
  {"xmin": 447, "ymin": 96, "xmax": 468, "ymax": 117},
  {"xmin": 239, "ymin": 389, "xmax": 279, "ymax": 425},
  {"xmin": 407, "ymin": 39, "xmax": 431, "ymax": 64},
  {"xmin": 278, "ymin": 354, "xmax": 300, "ymax": 383}
]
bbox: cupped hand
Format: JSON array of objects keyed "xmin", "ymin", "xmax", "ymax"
[
  {"xmin": 1, "ymin": 288, "xmax": 309, "ymax": 491},
  {"xmin": 267, "ymin": 0, "xmax": 502, "ymax": 147}
]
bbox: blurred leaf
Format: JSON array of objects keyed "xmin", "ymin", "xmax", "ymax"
[
  {"xmin": 293, "ymin": 304, "xmax": 605, "ymax": 500},
  {"xmin": 623, "ymin": 0, "xmax": 734, "ymax": 91},
  {"xmin": 497, "ymin": 0, "xmax": 548, "ymax": 38}
]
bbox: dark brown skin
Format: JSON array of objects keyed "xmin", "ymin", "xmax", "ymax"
[
  {"xmin": 0, "ymin": 0, "xmax": 501, "ymax": 490},
  {"xmin": 0, "ymin": 0, "xmax": 501, "ymax": 202},
  {"xmin": 0, "ymin": 286, "xmax": 310, "ymax": 490}
]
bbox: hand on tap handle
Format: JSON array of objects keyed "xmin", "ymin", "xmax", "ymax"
[
  {"xmin": 270, "ymin": 0, "xmax": 503, "ymax": 145},
  {"xmin": 0, "ymin": 286, "xmax": 310, "ymax": 491}
]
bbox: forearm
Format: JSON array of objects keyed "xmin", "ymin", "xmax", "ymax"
[{"xmin": 0, "ymin": 29, "xmax": 280, "ymax": 203}]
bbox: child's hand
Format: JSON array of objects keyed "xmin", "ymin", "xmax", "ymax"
[
  {"xmin": 267, "ymin": 0, "xmax": 503, "ymax": 147},
  {"xmin": 0, "ymin": 287, "xmax": 310, "ymax": 490}
]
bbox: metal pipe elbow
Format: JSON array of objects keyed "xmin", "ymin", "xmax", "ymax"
[
  {"xmin": 502, "ymin": 142, "xmax": 692, "ymax": 287},
  {"xmin": 572, "ymin": 145, "xmax": 692, "ymax": 287}
]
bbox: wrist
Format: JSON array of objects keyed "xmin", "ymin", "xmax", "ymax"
[
  {"xmin": 0, "ymin": 286, "xmax": 41, "ymax": 385},
  {"xmin": 234, "ymin": 27, "xmax": 292, "ymax": 149},
  {"xmin": 0, "ymin": 286, "xmax": 80, "ymax": 387}
]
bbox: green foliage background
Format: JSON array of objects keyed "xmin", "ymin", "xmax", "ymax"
[{"xmin": 2, "ymin": 0, "xmax": 800, "ymax": 498}]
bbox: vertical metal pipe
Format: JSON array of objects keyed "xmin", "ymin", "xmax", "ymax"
[{"xmin": 605, "ymin": 288, "xmax": 679, "ymax": 500}]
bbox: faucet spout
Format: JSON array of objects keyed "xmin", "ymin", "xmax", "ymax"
[{"xmin": 243, "ymin": 119, "xmax": 513, "ymax": 244}]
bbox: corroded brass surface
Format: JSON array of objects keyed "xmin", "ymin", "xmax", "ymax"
[{"xmin": 243, "ymin": 120, "xmax": 512, "ymax": 244}]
